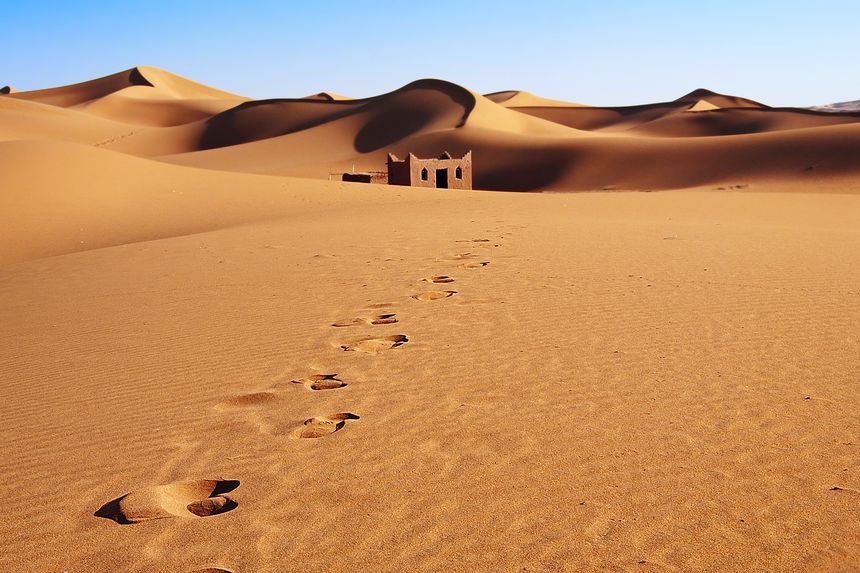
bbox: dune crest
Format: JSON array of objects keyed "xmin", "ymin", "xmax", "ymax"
[
  {"xmin": 674, "ymin": 87, "xmax": 767, "ymax": 109},
  {"xmin": 303, "ymin": 91, "xmax": 351, "ymax": 101},
  {"xmin": 484, "ymin": 90, "xmax": 584, "ymax": 107}
]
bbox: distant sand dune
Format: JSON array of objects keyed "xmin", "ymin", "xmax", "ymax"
[{"xmin": 5, "ymin": 67, "xmax": 859, "ymax": 193}]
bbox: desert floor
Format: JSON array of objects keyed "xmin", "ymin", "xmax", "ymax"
[{"xmin": 2, "ymin": 185, "xmax": 858, "ymax": 572}]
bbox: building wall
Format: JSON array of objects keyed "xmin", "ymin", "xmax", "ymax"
[
  {"xmin": 387, "ymin": 160, "xmax": 412, "ymax": 186},
  {"xmin": 388, "ymin": 152, "xmax": 472, "ymax": 189},
  {"xmin": 342, "ymin": 172, "xmax": 388, "ymax": 184}
]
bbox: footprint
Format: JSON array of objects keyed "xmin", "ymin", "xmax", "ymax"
[
  {"xmin": 456, "ymin": 238, "xmax": 491, "ymax": 243},
  {"xmin": 291, "ymin": 374, "xmax": 347, "ymax": 390},
  {"xmin": 215, "ymin": 392, "xmax": 278, "ymax": 410},
  {"xmin": 292, "ymin": 413, "xmax": 360, "ymax": 438},
  {"xmin": 424, "ymin": 275, "xmax": 454, "ymax": 284},
  {"xmin": 331, "ymin": 313, "xmax": 397, "ymax": 327},
  {"xmin": 94, "ymin": 480, "xmax": 240, "ymax": 524},
  {"xmin": 188, "ymin": 569, "xmax": 233, "ymax": 573},
  {"xmin": 462, "ymin": 261, "xmax": 490, "ymax": 269},
  {"xmin": 340, "ymin": 335, "xmax": 408, "ymax": 353},
  {"xmin": 450, "ymin": 253, "xmax": 477, "ymax": 260},
  {"xmin": 412, "ymin": 290, "xmax": 457, "ymax": 301}
]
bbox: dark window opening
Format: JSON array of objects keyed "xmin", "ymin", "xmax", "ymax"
[
  {"xmin": 455, "ymin": 167, "xmax": 463, "ymax": 180},
  {"xmin": 436, "ymin": 168, "xmax": 448, "ymax": 189},
  {"xmin": 421, "ymin": 168, "xmax": 428, "ymax": 181}
]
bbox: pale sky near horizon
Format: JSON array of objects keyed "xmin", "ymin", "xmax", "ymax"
[{"xmin": 5, "ymin": 0, "xmax": 859, "ymax": 107}]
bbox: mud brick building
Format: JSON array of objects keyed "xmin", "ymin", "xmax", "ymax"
[{"xmin": 341, "ymin": 151, "xmax": 472, "ymax": 189}]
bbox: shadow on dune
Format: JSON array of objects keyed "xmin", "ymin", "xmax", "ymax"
[
  {"xmin": 475, "ymin": 150, "xmax": 571, "ymax": 192},
  {"xmin": 630, "ymin": 107, "xmax": 860, "ymax": 137},
  {"xmin": 126, "ymin": 67, "xmax": 155, "ymax": 88},
  {"xmin": 199, "ymin": 98, "xmax": 356, "ymax": 150},
  {"xmin": 197, "ymin": 79, "xmax": 476, "ymax": 153},
  {"xmin": 354, "ymin": 79, "xmax": 475, "ymax": 152}
]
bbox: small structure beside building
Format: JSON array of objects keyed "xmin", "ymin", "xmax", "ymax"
[
  {"xmin": 341, "ymin": 151, "xmax": 472, "ymax": 190},
  {"xmin": 341, "ymin": 171, "xmax": 387, "ymax": 184}
]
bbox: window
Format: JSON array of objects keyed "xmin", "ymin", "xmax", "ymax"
[
  {"xmin": 455, "ymin": 167, "xmax": 463, "ymax": 180},
  {"xmin": 421, "ymin": 168, "xmax": 428, "ymax": 181}
]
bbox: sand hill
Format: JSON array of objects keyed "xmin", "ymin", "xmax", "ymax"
[
  {"xmin": 1, "ymin": 67, "xmax": 859, "ymax": 572},
  {"xmin": 811, "ymin": 99, "xmax": 860, "ymax": 113},
  {"xmin": 4, "ymin": 69, "xmax": 860, "ymax": 191}
]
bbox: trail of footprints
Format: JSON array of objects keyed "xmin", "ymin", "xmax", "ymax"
[{"xmin": 94, "ymin": 232, "xmax": 504, "ymax": 569}]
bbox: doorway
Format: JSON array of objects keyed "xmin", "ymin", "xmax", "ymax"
[{"xmin": 436, "ymin": 168, "xmax": 448, "ymax": 189}]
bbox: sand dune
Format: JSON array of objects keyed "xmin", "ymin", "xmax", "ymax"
[
  {"xmin": 5, "ymin": 67, "xmax": 860, "ymax": 192},
  {"xmin": 484, "ymin": 90, "xmax": 584, "ymax": 107},
  {"xmin": 674, "ymin": 87, "xmax": 766, "ymax": 109},
  {"xmin": 302, "ymin": 91, "xmax": 351, "ymax": 101},
  {"xmin": 7, "ymin": 66, "xmax": 247, "ymax": 126},
  {"xmin": 811, "ymin": 99, "xmax": 860, "ymax": 113},
  {"xmin": 629, "ymin": 106, "xmax": 860, "ymax": 137}
]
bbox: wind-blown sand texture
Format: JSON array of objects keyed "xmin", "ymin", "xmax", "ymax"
[{"xmin": 1, "ymin": 67, "xmax": 858, "ymax": 572}]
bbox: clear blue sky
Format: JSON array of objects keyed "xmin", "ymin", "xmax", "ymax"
[{"xmin": 5, "ymin": 0, "xmax": 859, "ymax": 106}]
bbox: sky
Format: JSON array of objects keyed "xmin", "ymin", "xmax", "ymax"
[{"xmin": 4, "ymin": 0, "xmax": 859, "ymax": 107}]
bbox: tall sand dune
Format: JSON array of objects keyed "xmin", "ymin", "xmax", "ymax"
[
  {"xmin": 9, "ymin": 66, "xmax": 248, "ymax": 126},
  {"xmin": 674, "ymin": 87, "xmax": 767, "ymax": 109},
  {"xmin": 5, "ymin": 66, "xmax": 860, "ymax": 193}
]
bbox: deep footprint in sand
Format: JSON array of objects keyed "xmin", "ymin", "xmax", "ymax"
[
  {"xmin": 331, "ymin": 313, "xmax": 397, "ymax": 327},
  {"xmin": 189, "ymin": 569, "xmax": 233, "ymax": 573},
  {"xmin": 340, "ymin": 334, "xmax": 408, "ymax": 353},
  {"xmin": 215, "ymin": 392, "xmax": 279, "ymax": 410},
  {"xmin": 462, "ymin": 261, "xmax": 490, "ymax": 269},
  {"xmin": 424, "ymin": 275, "xmax": 455, "ymax": 284},
  {"xmin": 94, "ymin": 479, "xmax": 240, "ymax": 524},
  {"xmin": 292, "ymin": 413, "xmax": 360, "ymax": 438},
  {"xmin": 291, "ymin": 373, "xmax": 347, "ymax": 390},
  {"xmin": 412, "ymin": 290, "xmax": 457, "ymax": 301}
]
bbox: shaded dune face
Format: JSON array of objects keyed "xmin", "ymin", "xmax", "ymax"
[
  {"xmin": 198, "ymin": 98, "xmax": 360, "ymax": 149},
  {"xmin": 510, "ymin": 87, "xmax": 860, "ymax": 137},
  {"xmin": 353, "ymin": 79, "xmax": 475, "ymax": 152},
  {"xmin": 94, "ymin": 479, "xmax": 240, "ymax": 524},
  {"xmin": 197, "ymin": 79, "xmax": 475, "ymax": 152},
  {"xmin": 673, "ymin": 87, "xmax": 767, "ymax": 109},
  {"xmin": 627, "ymin": 107, "xmax": 860, "ymax": 137}
]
